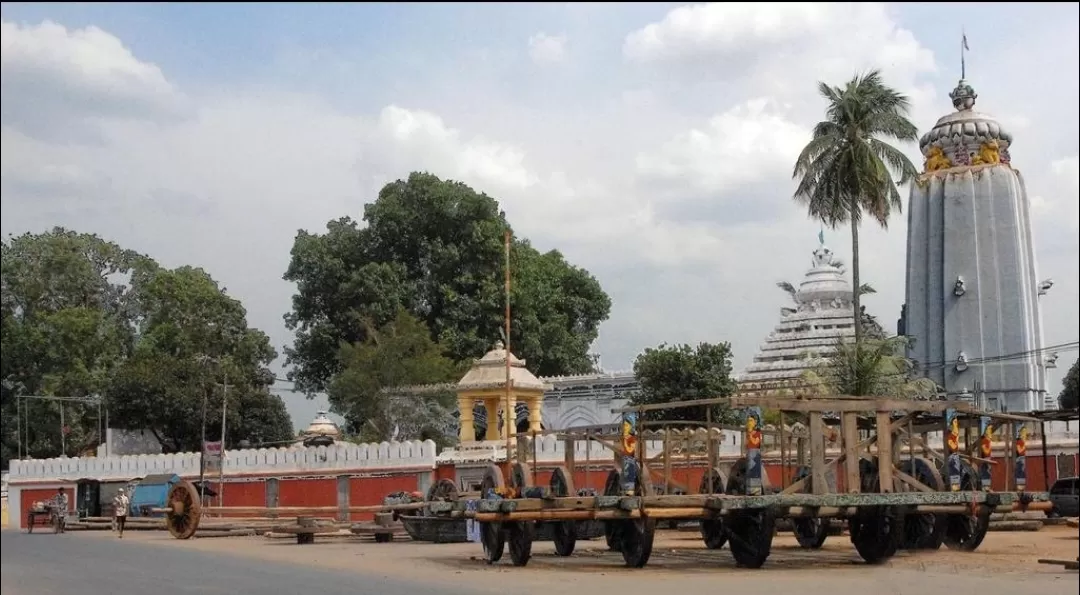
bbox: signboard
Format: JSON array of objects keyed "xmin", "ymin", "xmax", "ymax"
[{"xmin": 203, "ymin": 441, "xmax": 222, "ymax": 472}]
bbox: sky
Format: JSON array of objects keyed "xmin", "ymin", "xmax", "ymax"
[{"xmin": 2, "ymin": 3, "xmax": 1078, "ymax": 432}]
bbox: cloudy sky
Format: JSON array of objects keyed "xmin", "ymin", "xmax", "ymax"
[{"xmin": 2, "ymin": 3, "xmax": 1077, "ymax": 430}]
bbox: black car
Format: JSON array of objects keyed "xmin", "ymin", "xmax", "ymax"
[{"xmin": 1048, "ymin": 476, "xmax": 1079, "ymax": 518}]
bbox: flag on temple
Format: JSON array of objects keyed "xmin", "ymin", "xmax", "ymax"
[
  {"xmin": 817, "ymin": 228, "xmax": 824, "ymax": 245},
  {"xmin": 963, "ymin": 33, "xmax": 969, "ymax": 51}
]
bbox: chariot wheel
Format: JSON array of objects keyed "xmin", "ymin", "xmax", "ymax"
[
  {"xmin": 942, "ymin": 461, "xmax": 990, "ymax": 552},
  {"xmin": 725, "ymin": 457, "xmax": 775, "ymax": 568},
  {"xmin": 165, "ymin": 480, "xmax": 202, "ymax": 540},
  {"xmin": 620, "ymin": 517, "xmax": 656, "ymax": 568},
  {"xmin": 790, "ymin": 465, "xmax": 830, "ymax": 550},
  {"xmin": 426, "ymin": 478, "xmax": 459, "ymax": 502},
  {"xmin": 507, "ymin": 520, "xmax": 535, "ymax": 566},
  {"xmin": 549, "ymin": 466, "xmax": 578, "ymax": 557},
  {"xmin": 509, "ymin": 462, "xmax": 533, "ymax": 495},
  {"xmin": 479, "ymin": 464, "xmax": 506, "ymax": 564},
  {"xmin": 849, "ymin": 460, "xmax": 903, "ymax": 564},
  {"xmin": 900, "ymin": 456, "xmax": 946, "ymax": 550},
  {"xmin": 602, "ymin": 469, "xmax": 623, "ymax": 551},
  {"xmin": 698, "ymin": 466, "xmax": 728, "ymax": 550},
  {"xmin": 600, "ymin": 461, "xmax": 656, "ymax": 567}
]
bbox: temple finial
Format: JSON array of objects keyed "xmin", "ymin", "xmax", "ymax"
[
  {"xmin": 948, "ymin": 29, "xmax": 977, "ymax": 111},
  {"xmin": 949, "ymin": 79, "xmax": 977, "ymax": 111}
]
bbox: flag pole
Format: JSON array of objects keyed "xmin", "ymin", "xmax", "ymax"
[
  {"xmin": 503, "ymin": 229, "xmax": 514, "ymax": 475},
  {"xmin": 961, "ymin": 28, "xmax": 968, "ymax": 79}
]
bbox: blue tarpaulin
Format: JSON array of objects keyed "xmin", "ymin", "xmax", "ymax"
[{"xmin": 129, "ymin": 474, "xmax": 181, "ymax": 517}]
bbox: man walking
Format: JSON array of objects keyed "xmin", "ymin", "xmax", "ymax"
[
  {"xmin": 52, "ymin": 488, "xmax": 68, "ymax": 533},
  {"xmin": 113, "ymin": 488, "xmax": 130, "ymax": 538}
]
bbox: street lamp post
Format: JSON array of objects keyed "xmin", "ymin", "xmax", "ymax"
[
  {"xmin": 199, "ymin": 384, "xmax": 208, "ymax": 504},
  {"xmin": 218, "ymin": 369, "xmax": 228, "ymax": 508}
]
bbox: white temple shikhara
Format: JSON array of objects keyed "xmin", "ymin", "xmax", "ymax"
[
  {"xmin": 902, "ymin": 77, "xmax": 1050, "ymax": 411},
  {"xmin": 456, "ymin": 341, "xmax": 551, "ymax": 443},
  {"xmin": 738, "ymin": 241, "xmax": 857, "ymax": 387}
]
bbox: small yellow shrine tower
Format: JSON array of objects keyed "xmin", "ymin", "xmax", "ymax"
[{"xmin": 456, "ymin": 341, "xmax": 550, "ymax": 443}]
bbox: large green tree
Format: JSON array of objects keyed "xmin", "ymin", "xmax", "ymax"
[
  {"xmin": 792, "ymin": 69, "xmax": 919, "ymax": 346},
  {"xmin": 328, "ymin": 308, "xmax": 462, "ymax": 446},
  {"xmin": 106, "ymin": 265, "xmax": 293, "ymax": 452},
  {"xmin": 630, "ymin": 342, "xmax": 738, "ymax": 423},
  {"xmin": 1059, "ymin": 358, "xmax": 1079, "ymax": 409},
  {"xmin": 283, "ymin": 172, "xmax": 611, "ymax": 394},
  {"xmin": 1, "ymin": 228, "xmax": 293, "ymax": 463},
  {"xmin": 1, "ymin": 229, "xmax": 147, "ymax": 464}
]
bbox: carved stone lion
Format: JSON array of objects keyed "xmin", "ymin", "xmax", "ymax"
[
  {"xmin": 924, "ymin": 145, "xmax": 952, "ymax": 172},
  {"xmin": 971, "ymin": 139, "xmax": 1001, "ymax": 166}
]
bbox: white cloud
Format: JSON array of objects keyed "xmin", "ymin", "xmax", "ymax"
[
  {"xmin": 636, "ymin": 98, "xmax": 808, "ymax": 223},
  {"xmin": 1, "ymin": 3, "xmax": 1077, "ymax": 424},
  {"xmin": 0, "ymin": 20, "xmax": 186, "ymax": 141},
  {"xmin": 622, "ymin": 2, "xmax": 937, "ymax": 124},
  {"xmin": 1049, "ymin": 156, "xmax": 1079, "ymax": 228},
  {"xmin": 375, "ymin": 105, "xmax": 538, "ymax": 192},
  {"xmin": 527, "ymin": 32, "xmax": 567, "ymax": 65}
]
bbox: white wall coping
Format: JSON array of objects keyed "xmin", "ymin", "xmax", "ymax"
[{"xmin": 9, "ymin": 439, "xmax": 438, "ymax": 483}]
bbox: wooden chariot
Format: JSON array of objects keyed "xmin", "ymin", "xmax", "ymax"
[{"xmin": 422, "ymin": 395, "xmax": 1052, "ymax": 569}]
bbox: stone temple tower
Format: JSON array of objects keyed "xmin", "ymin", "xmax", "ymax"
[{"xmin": 903, "ymin": 78, "xmax": 1049, "ymax": 412}]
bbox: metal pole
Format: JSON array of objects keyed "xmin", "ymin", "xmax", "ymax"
[
  {"xmin": 60, "ymin": 403, "xmax": 66, "ymax": 456},
  {"xmin": 1040, "ymin": 421, "xmax": 1050, "ymax": 491},
  {"xmin": 199, "ymin": 383, "xmax": 208, "ymax": 503},
  {"xmin": 218, "ymin": 370, "xmax": 228, "ymax": 507},
  {"xmin": 503, "ymin": 229, "xmax": 513, "ymax": 471},
  {"xmin": 16, "ymin": 394, "xmax": 22, "ymax": 460},
  {"xmin": 104, "ymin": 404, "xmax": 109, "ymax": 457}
]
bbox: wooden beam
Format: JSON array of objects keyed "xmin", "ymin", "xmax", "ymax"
[
  {"xmin": 780, "ymin": 412, "xmax": 919, "ymax": 495},
  {"xmin": 840, "ymin": 412, "xmax": 861, "ymax": 494},
  {"xmin": 808, "ymin": 412, "xmax": 827, "ymax": 495},
  {"xmin": 876, "ymin": 411, "xmax": 894, "ymax": 492},
  {"xmin": 892, "ymin": 466, "xmax": 936, "ymax": 493},
  {"xmin": 731, "ymin": 396, "xmax": 975, "ymax": 413}
]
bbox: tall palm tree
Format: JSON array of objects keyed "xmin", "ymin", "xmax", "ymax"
[{"xmin": 792, "ymin": 69, "xmax": 920, "ymax": 346}]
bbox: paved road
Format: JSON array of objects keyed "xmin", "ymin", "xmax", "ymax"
[
  {"xmin": 0, "ymin": 530, "xmax": 476, "ymax": 595},
  {"xmin": 4, "ymin": 529, "xmax": 1077, "ymax": 595}
]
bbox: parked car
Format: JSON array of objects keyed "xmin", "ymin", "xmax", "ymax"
[{"xmin": 1048, "ymin": 476, "xmax": 1079, "ymax": 518}]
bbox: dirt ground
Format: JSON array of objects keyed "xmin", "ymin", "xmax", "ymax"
[{"xmin": 82, "ymin": 525, "xmax": 1079, "ymax": 595}]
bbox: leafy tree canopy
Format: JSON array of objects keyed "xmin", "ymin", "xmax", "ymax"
[
  {"xmin": 283, "ymin": 172, "xmax": 612, "ymax": 395},
  {"xmin": 1, "ymin": 228, "xmax": 293, "ymax": 464},
  {"xmin": 106, "ymin": 265, "xmax": 290, "ymax": 452},
  {"xmin": 1059, "ymin": 358, "xmax": 1079, "ymax": 410},
  {"xmin": 630, "ymin": 342, "xmax": 738, "ymax": 424},
  {"xmin": 801, "ymin": 336, "xmax": 936, "ymax": 399},
  {"xmin": 327, "ymin": 308, "xmax": 463, "ymax": 445}
]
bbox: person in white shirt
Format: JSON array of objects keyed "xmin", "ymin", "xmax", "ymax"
[
  {"xmin": 52, "ymin": 488, "xmax": 69, "ymax": 533},
  {"xmin": 114, "ymin": 488, "xmax": 130, "ymax": 538}
]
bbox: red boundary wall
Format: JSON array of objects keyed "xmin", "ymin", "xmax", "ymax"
[{"xmin": 10, "ymin": 453, "xmax": 1077, "ymax": 530}]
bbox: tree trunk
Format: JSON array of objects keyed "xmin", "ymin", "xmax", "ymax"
[{"xmin": 850, "ymin": 212, "xmax": 863, "ymax": 348}]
